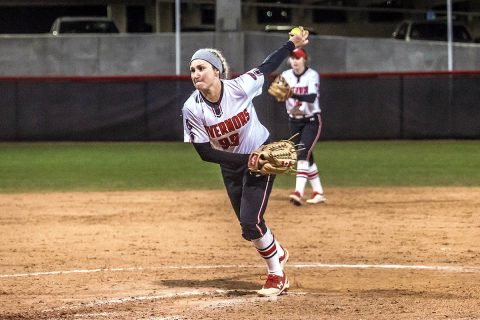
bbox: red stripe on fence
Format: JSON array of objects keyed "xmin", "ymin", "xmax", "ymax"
[
  {"xmin": 2, "ymin": 70, "xmax": 480, "ymax": 82},
  {"xmin": 0, "ymin": 75, "xmax": 191, "ymax": 82}
]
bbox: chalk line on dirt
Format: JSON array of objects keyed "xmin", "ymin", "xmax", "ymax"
[
  {"xmin": 42, "ymin": 289, "xmax": 306, "ymax": 314},
  {"xmin": 1, "ymin": 263, "xmax": 479, "ymax": 278}
]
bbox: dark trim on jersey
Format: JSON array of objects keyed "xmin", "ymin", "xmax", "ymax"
[
  {"xmin": 291, "ymin": 93, "xmax": 316, "ymax": 103},
  {"xmin": 257, "ymin": 41, "xmax": 295, "ymax": 75},
  {"xmin": 293, "ymin": 67, "xmax": 309, "ymax": 81},
  {"xmin": 192, "ymin": 142, "xmax": 249, "ymax": 167},
  {"xmin": 199, "ymin": 82, "xmax": 224, "ymax": 117}
]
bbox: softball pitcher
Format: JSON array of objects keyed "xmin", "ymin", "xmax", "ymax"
[
  {"xmin": 182, "ymin": 28, "xmax": 310, "ymax": 296},
  {"xmin": 281, "ymin": 48, "xmax": 326, "ymax": 206}
]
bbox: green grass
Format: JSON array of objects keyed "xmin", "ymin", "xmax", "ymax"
[
  {"xmin": 0, "ymin": 140, "xmax": 478, "ymax": 193},
  {"xmin": 299, "ymin": 140, "xmax": 480, "ymax": 187}
]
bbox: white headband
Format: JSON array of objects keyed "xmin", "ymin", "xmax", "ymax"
[{"xmin": 190, "ymin": 49, "xmax": 223, "ymax": 74}]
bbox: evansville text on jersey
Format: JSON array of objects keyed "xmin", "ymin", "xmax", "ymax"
[
  {"xmin": 205, "ymin": 108, "xmax": 250, "ymax": 139},
  {"xmin": 293, "ymin": 86, "xmax": 308, "ymax": 95},
  {"xmin": 204, "ymin": 108, "xmax": 251, "ymax": 149}
]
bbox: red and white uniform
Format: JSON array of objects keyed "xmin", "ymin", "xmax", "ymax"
[
  {"xmin": 183, "ymin": 68, "xmax": 269, "ymax": 154},
  {"xmin": 281, "ymin": 68, "xmax": 321, "ymax": 118}
]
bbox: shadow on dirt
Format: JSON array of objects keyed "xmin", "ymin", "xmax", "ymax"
[
  {"xmin": 359, "ymin": 288, "xmax": 461, "ymax": 299},
  {"xmin": 158, "ymin": 277, "xmax": 260, "ymax": 291}
]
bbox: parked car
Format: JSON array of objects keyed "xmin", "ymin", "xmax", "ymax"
[
  {"xmin": 392, "ymin": 20, "xmax": 473, "ymax": 43},
  {"xmin": 50, "ymin": 16, "xmax": 119, "ymax": 35}
]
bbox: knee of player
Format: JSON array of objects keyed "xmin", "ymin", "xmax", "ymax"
[
  {"xmin": 297, "ymin": 149, "xmax": 310, "ymax": 161},
  {"xmin": 240, "ymin": 222, "xmax": 266, "ymax": 241}
]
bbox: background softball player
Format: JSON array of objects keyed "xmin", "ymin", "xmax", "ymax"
[
  {"xmin": 281, "ymin": 48, "xmax": 326, "ymax": 206},
  {"xmin": 182, "ymin": 28, "xmax": 310, "ymax": 296}
]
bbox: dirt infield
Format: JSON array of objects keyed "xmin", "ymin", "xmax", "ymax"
[{"xmin": 1, "ymin": 187, "xmax": 479, "ymax": 319}]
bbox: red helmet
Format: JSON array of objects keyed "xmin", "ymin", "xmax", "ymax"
[{"xmin": 291, "ymin": 48, "xmax": 307, "ymax": 59}]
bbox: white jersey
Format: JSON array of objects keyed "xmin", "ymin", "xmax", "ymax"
[
  {"xmin": 182, "ymin": 68, "xmax": 269, "ymax": 154},
  {"xmin": 281, "ymin": 68, "xmax": 321, "ymax": 117}
]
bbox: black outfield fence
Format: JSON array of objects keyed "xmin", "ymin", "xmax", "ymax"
[
  {"xmin": 318, "ymin": 71, "xmax": 480, "ymax": 140},
  {"xmin": 0, "ymin": 71, "xmax": 479, "ymax": 141}
]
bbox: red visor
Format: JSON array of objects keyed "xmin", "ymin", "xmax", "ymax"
[{"xmin": 291, "ymin": 48, "xmax": 307, "ymax": 59}]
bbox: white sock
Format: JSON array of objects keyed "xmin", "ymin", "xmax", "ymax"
[
  {"xmin": 295, "ymin": 160, "xmax": 309, "ymax": 196},
  {"xmin": 275, "ymin": 240, "xmax": 284, "ymax": 258},
  {"xmin": 252, "ymin": 228, "xmax": 282, "ymax": 276},
  {"xmin": 308, "ymin": 163, "xmax": 324, "ymax": 194}
]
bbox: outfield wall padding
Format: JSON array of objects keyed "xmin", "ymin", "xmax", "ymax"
[{"xmin": 0, "ymin": 72, "xmax": 479, "ymax": 141}]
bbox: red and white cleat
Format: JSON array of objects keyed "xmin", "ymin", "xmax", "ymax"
[
  {"xmin": 289, "ymin": 191, "xmax": 303, "ymax": 206},
  {"xmin": 306, "ymin": 192, "xmax": 327, "ymax": 204},
  {"xmin": 257, "ymin": 272, "xmax": 289, "ymax": 297}
]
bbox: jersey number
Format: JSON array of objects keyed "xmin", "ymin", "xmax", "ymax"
[{"xmin": 218, "ymin": 133, "xmax": 239, "ymax": 149}]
